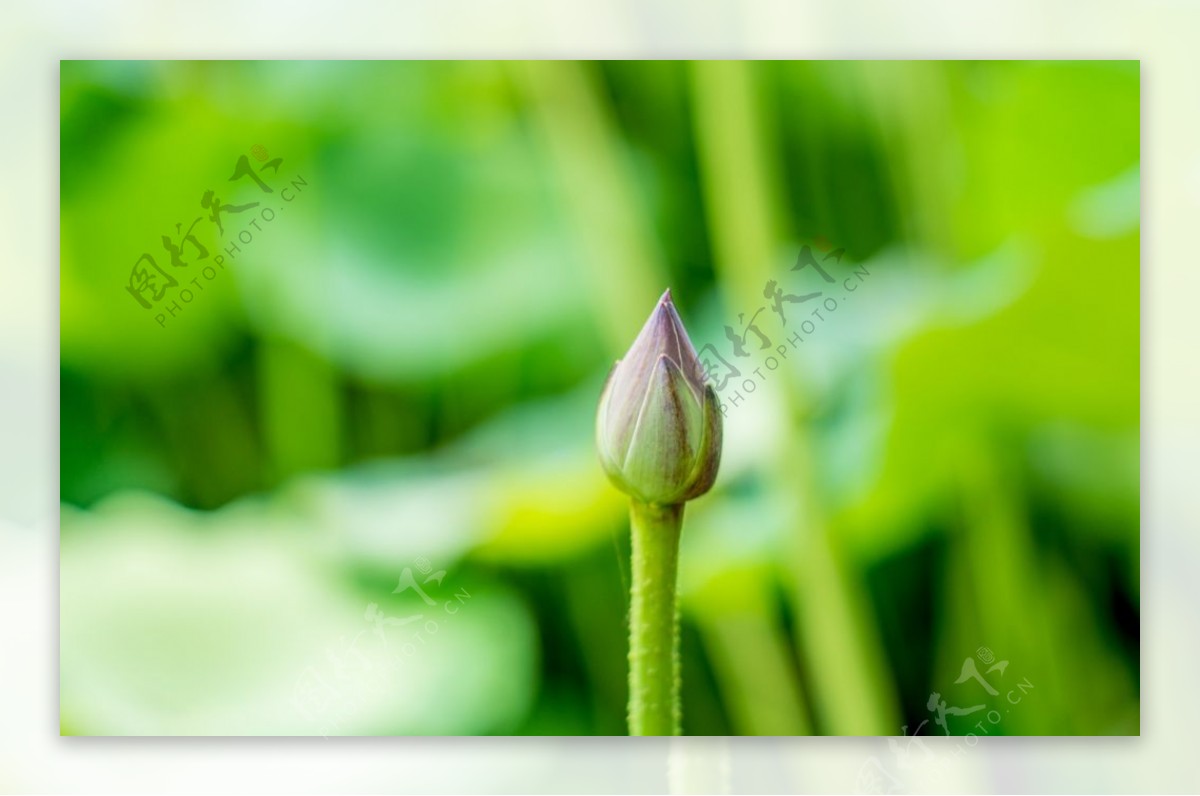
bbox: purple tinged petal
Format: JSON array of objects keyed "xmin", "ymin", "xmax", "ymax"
[
  {"xmin": 621, "ymin": 355, "xmax": 703, "ymax": 504},
  {"xmin": 595, "ymin": 362, "xmax": 624, "ymax": 475}
]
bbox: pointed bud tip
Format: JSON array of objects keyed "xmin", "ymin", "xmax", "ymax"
[{"xmin": 659, "ymin": 288, "xmax": 673, "ymax": 306}]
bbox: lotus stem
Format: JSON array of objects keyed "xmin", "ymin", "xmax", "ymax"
[{"xmin": 628, "ymin": 499, "xmax": 684, "ymax": 735}]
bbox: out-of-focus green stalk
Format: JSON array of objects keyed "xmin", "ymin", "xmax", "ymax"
[
  {"xmin": 512, "ymin": 61, "xmax": 667, "ymax": 355},
  {"xmin": 628, "ymin": 499, "xmax": 684, "ymax": 736},
  {"xmin": 689, "ymin": 60, "xmax": 899, "ymax": 734},
  {"xmin": 858, "ymin": 61, "xmax": 957, "ymax": 257},
  {"xmin": 692, "ymin": 567, "xmax": 811, "ymax": 735},
  {"xmin": 259, "ymin": 336, "xmax": 342, "ymax": 481}
]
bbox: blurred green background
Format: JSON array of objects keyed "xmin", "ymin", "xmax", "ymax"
[{"xmin": 59, "ymin": 60, "xmax": 1139, "ymax": 736}]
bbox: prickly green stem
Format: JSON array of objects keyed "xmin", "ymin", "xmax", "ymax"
[{"xmin": 628, "ymin": 499, "xmax": 683, "ymax": 736}]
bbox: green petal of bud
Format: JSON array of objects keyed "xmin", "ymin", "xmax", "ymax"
[
  {"xmin": 596, "ymin": 290, "xmax": 723, "ymax": 505},
  {"xmin": 681, "ymin": 382, "xmax": 723, "ymax": 501}
]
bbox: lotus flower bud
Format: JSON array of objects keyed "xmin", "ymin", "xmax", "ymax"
[{"xmin": 596, "ymin": 290, "xmax": 723, "ymax": 506}]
